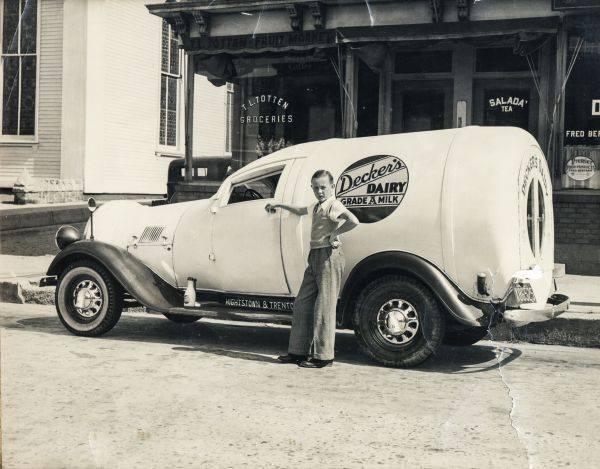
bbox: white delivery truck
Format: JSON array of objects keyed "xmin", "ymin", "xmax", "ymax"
[{"xmin": 42, "ymin": 126, "xmax": 569, "ymax": 367}]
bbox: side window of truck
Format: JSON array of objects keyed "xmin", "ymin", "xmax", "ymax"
[{"xmin": 227, "ymin": 171, "xmax": 283, "ymax": 205}]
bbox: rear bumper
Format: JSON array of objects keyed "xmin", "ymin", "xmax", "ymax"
[{"xmin": 502, "ymin": 293, "xmax": 570, "ymax": 325}]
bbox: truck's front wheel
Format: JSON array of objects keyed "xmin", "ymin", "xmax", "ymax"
[
  {"xmin": 353, "ymin": 275, "xmax": 445, "ymax": 367},
  {"xmin": 55, "ymin": 260, "xmax": 123, "ymax": 336}
]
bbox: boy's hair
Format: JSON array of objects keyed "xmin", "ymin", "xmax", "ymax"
[{"xmin": 311, "ymin": 170, "xmax": 334, "ymax": 184}]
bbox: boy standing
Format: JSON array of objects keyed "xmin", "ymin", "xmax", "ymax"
[{"xmin": 265, "ymin": 170, "xmax": 360, "ymax": 368}]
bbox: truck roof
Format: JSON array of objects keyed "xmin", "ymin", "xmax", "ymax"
[{"xmin": 235, "ymin": 126, "xmax": 536, "ymax": 177}]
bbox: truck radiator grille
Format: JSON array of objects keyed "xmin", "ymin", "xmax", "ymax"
[{"xmin": 139, "ymin": 226, "xmax": 165, "ymax": 243}]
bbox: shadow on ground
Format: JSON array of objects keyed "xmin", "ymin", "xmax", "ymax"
[{"xmin": 6, "ymin": 312, "xmax": 522, "ymax": 373}]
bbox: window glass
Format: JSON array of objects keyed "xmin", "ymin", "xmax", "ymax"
[
  {"xmin": 19, "ymin": 55, "xmax": 36, "ymax": 134},
  {"xmin": 562, "ymin": 35, "xmax": 600, "ymax": 189},
  {"xmin": 1, "ymin": 0, "xmax": 37, "ymax": 136},
  {"xmin": 2, "ymin": 57, "xmax": 19, "ymax": 134},
  {"xmin": 527, "ymin": 180, "xmax": 535, "ymax": 255},
  {"xmin": 391, "ymin": 81, "xmax": 453, "ymax": 133},
  {"xmin": 159, "ymin": 20, "xmax": 181, "ymax": 147},
  {"xmin": 194, "ymin": 51, "xmax": 343, "ymax": 167},
  {"xmin": 161, "ymin": 20, "xmax": 169, "ymax": 73},
  {"xmin": 394, "ymin": 51, "xmax": 453, "ymax": 74},
  {"xmin": 20, "ymin": 0, "xmax": 37, "ymax": 54},
  {"xmin": 483, "ymin": 88, "xmax": 530, "ymax": 129},
  {"xmin": 228, "ymin": 171, "xmax": 282, "ymax": 205},
  {"xmin": 537, "ymin": 181, "xmax": 545, "ymax": 252},
  {"xmin": 2, "ymin": 0, "xmax": 19, "ymax": 54},
  {"xmin": 475, "ymin": 48, "xmax": 536, "ymax": 73}
]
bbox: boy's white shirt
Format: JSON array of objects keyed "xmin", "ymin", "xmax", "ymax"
[{"xmin": 309, "ymin": 195, "xmax": 347, "ymax": 222}]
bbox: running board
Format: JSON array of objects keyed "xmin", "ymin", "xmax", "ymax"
[{"xmin": 146, "ymin": 302, "xmax": 293, "ymax": 324}]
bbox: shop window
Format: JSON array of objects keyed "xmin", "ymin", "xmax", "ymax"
[
  {"xmin": 228, "ymin": 54, "xmax": 342, "ymax": 164},
  {"xmin": 475, "ymin": 47, "xmax": 537, "ymax": 73},
  {"xmin": 394, "ymin": 51, "xmax": 452, "ymax": 74},
  {"xmin": 483, "ymin": 88, "xmax": 530, "ymax": 129},
  {"xmin": 562, "ymin": 36, "xmax": 600, "ymax": 189},
  {"xmin": 159, "ymin": 20, "xmax": 181, "ymax": 147},
  {"xmin": 472, "ymin": 79, "xmax": 538, "ymax": 136},
  {"xmin": 228, "ymin": 170, "xmax": 282, "ymax": 205},
  {"xmin": 1, "ymin": 0, "xmax": 38, "ymax": 138}
]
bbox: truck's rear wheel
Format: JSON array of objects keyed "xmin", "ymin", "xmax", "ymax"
[
  {"xmin": 353, "ymin": 275, "xmax": 445, "ymax": 367},
  {"xmin": 55, "ymin": 260, "xmax": 123, "ymax": 336}
]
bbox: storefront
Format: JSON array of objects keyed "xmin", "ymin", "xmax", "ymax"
[{"xmin": 147, "ymin": 0, "xmax": 600, "ymax": 274}]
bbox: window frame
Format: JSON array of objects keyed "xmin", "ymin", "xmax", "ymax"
[
  {"xmin": 218, "ymin": 162, "xmax": 288, "ymax": 206},
  {"xmin": 156, "ymin": 19, "xmax": 183, "ymax": 154},
  {"xmin": 225, "ymin": 168, "xmax": 283, "ymax": 206},
  {"xmin": 526, "ymin": 177, "xmax": 546, "ymax": 258},
  {"xmin": 225, "ymin": 81, "xmax": 234, "ymax": 154},
  {"xmin": 0, "ymin": 0, "xmax": 41, "ymax": 143}
]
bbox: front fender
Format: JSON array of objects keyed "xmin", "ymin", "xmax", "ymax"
[
  {"xmin": 44, "ymin": 240, "xmax": 182, "ymax": 313},
  {"xmin": 340, "ymin": 251, "xmax": 493, "ymax": 328}
]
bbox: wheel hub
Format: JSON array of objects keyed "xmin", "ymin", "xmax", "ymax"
[
  {"xmin": 72, "ymin": 280, "xmax": 103, "ymax": 318},
  {"xmin": 377, "ymin": 299, "xmax": 420, "ymax": 345}
]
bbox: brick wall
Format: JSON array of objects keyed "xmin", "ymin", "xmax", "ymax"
[{"xmin": 553, "ymin": 192, "xmax": 600, "ymax": 275}]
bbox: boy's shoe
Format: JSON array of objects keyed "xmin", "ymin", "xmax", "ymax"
[
  {"xmin": 298, "ymin": 358, "xmax": 333, "ymax": 368},
  {"xmin": 277, "ymin": 353, "xmax": 306, "ymax": 364}
]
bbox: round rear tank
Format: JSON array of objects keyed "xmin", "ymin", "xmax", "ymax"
[{"xmin": 442, "ymin": 126, "xmax": 554, "ymax": 303}]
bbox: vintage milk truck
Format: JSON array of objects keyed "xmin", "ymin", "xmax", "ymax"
[{"xmin": 42, "ymin": 126, "xmax": 569, "ymax": 367}]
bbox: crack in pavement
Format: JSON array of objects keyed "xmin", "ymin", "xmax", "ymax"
[
  {"xmin": 488, "ymin": 326, "xmax": 534, "ymax": 469},
  {"xmin": 494, "ymin": 343, "xmax": 532, "ymax": 469}
]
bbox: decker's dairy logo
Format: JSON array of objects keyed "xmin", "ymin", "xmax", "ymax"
[{"xmin": 336, "ymin": 155, "xmax": 409, "ymax": 223}]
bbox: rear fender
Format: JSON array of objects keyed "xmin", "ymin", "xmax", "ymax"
[
  {"xmin": 339, "ymin": 251, "xmax": 492, "ymax": 328},
  {"xmin": 44, "ymin": 240, "xmax": 182, "ymax": 312}
]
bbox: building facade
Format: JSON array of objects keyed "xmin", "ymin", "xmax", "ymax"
[
  {"xmin": 146, "ymin": 0, "xmax": 600, "ymax": 275},
  {"xmin": 0, "ymin": 0, "xmax": 231, "ymax": 195}
]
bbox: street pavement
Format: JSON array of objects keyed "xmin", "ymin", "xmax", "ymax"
[{"xmin": 1, "ymin": 303, "xmax": 599, "ymax": 469}]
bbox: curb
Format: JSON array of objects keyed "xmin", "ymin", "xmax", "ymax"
[
  {"xmin": 491, "ymin": 313, "xmax": 600, "ymax": 348},
  {"xmin": 0, "ymin": 279, "xmax": 54, "ymax": 305}
]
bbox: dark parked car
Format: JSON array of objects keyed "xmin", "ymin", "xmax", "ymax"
[{"xmin": 163, "ymin": 156, "xmax": 233, "ymax": 203}]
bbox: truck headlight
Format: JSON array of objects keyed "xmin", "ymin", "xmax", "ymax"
[{"xmin": 55, "ymin": 225, "xmax": 81, "ymax": 250}]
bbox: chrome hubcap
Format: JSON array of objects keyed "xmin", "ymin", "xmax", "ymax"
[
  {"xmin": 376, "ymin": 299, "xmax": 420, "ymax": 344},
  {"xmin": 72, "ymin": 280, "xmax": 103, "ymax": 318}
]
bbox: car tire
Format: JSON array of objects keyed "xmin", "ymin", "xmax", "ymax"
[
  {"xmin": 162, "ymin": 313, "xmax": 201, "ymax": 323},
  {"xmin": 443, "ymin": 326, "xmax": 489, "ymax": 346},
  {"xmin": 55, "ymin": 260, "xmax": 123, "ymax": 336},
  {"xmin": 353, "ymin": 275, "xmax": 445, "ymax": 368}
]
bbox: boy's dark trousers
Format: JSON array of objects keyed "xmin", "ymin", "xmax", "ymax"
[{"xmin": 287, "ymin": 246, "xmax": 345, "ymax": 361}]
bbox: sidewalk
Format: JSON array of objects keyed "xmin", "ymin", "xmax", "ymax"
[{"xmin": 0, "ymin": 254, "xmax": 598, "ymax": 347}]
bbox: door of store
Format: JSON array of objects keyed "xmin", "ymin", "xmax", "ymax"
[{"xmin": 391, "ymin": 80, "xmax": 453, "ymax": 133}]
